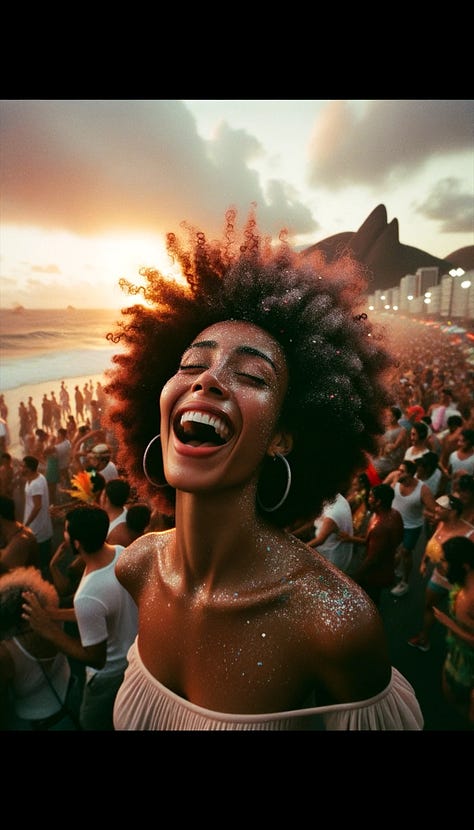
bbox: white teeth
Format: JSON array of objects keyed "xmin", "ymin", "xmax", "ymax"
[{"xmin": 180, "ymin": 410, "xmax": 231, "ymax": 441}]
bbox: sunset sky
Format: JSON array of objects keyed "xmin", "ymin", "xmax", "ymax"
[{"xmin": 1, "ymin": 99, "xmax": 473, "ymax": 310}]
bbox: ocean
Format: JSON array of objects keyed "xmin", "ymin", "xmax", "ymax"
[{"xmin": 0, "ymin": 307, "xmax": 120, "ymax": 391}]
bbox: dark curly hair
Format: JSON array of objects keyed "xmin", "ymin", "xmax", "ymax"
[
  {"xmin": 103, "ymin": 207, "xmax": 394, "ymax": 528},
  {"xmin": 0, "ymin": 566, "xmax": 59, "ymax": 640}
]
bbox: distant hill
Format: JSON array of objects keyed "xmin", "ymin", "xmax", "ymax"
[
  {"xmin": 445, "ymin": 246, "xmax": 474, "ymax": 271},
  {"xmin": 301, "ymin": 204, "xmax": 474, "ymax": 292}
]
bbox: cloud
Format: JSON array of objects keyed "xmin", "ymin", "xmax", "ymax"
[
  {"xmin": 307, "ymin": 99, "xmax": 474, "ymax": 187},
  {"xmin": 2, "ymin": 274, "xmax": 113, "ymax": 310},
  {"xmin": 31, "ymin": 263, "xmax": 61, "ymax": 274},
  {"xmin": 0, "ymin": 99, "xmax": 317, "ymax": 239},
  {"xmin": 415, "ymin": 177, "xmax": 474, "ymax": 235}
]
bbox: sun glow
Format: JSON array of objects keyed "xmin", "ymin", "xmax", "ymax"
[{"xmin": 0, "ymin": 225, "xmax": 181, "ymax": 309}]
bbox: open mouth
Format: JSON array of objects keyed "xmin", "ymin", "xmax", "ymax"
[{"xmin": 174, "ymin": 410, "xmax": 233, "ymax": 447}]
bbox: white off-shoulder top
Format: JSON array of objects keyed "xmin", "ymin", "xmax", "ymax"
[{"xmin": 114, "ymin": 638, "xmax": 423, "ymax": 731}]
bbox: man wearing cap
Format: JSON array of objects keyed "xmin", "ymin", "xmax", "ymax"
[
  {"xmin": 407, "ymin": 405, "xmax": 425, "ymax": 423},
  {"xmin": 87, "ymin": 444, "xmax": 119, "ymax": 482},
  {"xmin": 398, "ymin": 405, "xmax": 425, "ymax": 439}
]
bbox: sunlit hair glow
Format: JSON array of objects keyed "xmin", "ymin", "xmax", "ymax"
[{"xmin": 104, "ymin": 207, "xmax": 395, "ymax": 527}]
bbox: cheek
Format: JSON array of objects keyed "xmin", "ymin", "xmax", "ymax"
[
  {"xmin": 159, "ymin": 377, "xmax": 191, "ymax": 442},
  {"xmin": 159, "ymin": 379, "xmax": 178, "ymax": 422},
  {"xmin": 240, "ymin": 389, "xmax": 282, "ymax": 445}
]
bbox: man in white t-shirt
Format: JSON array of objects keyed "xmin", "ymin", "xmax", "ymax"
[
  {"xmin": 307, "ymin": 492, "xmax": 354, "ymax": 573},
  {"xmin": 22, "ymin": 503, "xmax": 138, "ymax": 731},
  {"xmin": 390, "ymin": 459, "xmax": 438, "ymax": 597},
  {"xmin": 21, "ymin": 454, "xmax": 53, "ymax": 579}
]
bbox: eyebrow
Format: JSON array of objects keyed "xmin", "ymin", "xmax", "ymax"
[{"xmin": 185, "ymin": 340, "xmax": 278, "ymax": 372}]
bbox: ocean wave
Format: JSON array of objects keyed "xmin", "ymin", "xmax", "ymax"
[
  {"xmin": 0, "ymin": 309, "xmax": 119, "ymax": 379},
  {"xmin": 0, "ymin": 309, "xmax": 121, "ymax": 447},
  {"xmin": 0, "ymin": 346, "xmax": 117, "ymax": 391},
  {"xmin": 0, "ymin": 330, "xmax": 72, "ymax": 347}
]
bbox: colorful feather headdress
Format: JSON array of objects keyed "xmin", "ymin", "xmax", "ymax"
[{"xmin": 66, "ymin": 470, "xmax": 98, "ymax": 503}]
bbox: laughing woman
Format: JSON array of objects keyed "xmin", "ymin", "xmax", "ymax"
[{"xmin": 104, "ymin": 208, "xmax": 423, "ymax": 730}]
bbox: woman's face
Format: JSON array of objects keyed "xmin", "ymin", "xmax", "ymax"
[
  {"xmin": 159, "ymin": 320, "xmax": 290, "ymax": 495},
  {"xmin": 435, "ymin": 504, "xmax": 451, "ymax": 520}
]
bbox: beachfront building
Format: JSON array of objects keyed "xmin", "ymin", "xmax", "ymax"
[{"xmin": 368, "ymin": 267, "xmax": 473, "ymax": 326}]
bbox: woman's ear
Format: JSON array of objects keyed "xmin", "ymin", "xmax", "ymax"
[{"xmin": 268, "ymin": 430, "xmax": 293, "ymax": 457}]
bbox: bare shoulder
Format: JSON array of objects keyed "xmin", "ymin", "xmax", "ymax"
[
  {"xmin": 297, "ymin": 554, "xmax": 391, "ymax": 700},
  {"xmin": 285, "ymin": 539, "xmax": 382, "ymax": 640},
  {"xmin": 115, "ymin": 528, "xmax": 174, "ymax": 590},
  {"xmin": 303, "ymin": 553, "xmax": 379, "ymax": 629}
]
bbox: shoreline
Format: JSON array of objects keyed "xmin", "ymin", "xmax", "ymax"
[{"xmin": 2, "ymin": 372, "xmax": 107, "ymax": 459}]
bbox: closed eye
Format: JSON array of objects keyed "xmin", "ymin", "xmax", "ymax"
[
  {"xmin": 178, "ymin": 364, "xmax": 266, "ymax": 386},
  {"xmin": 179, "ymin": 363, "xmax": 207, "ymax": 372},
  {"xmin": 236, "ymin": 372, "xmax": 267, "ymax": 387}
]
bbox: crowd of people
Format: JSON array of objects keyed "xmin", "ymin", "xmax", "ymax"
[
  {"xmin": 0, "ymin": 381, "xmax": 152, "ymax": 730},
  {"xmin": 0, "ymin": 210, "xmax": 473, "ymax": 731}
]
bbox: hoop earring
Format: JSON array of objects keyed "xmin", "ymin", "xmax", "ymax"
[
  {"xmin": 143, "ymin": 434, "xmax": 168, "ymax": 488},
  {"xmin": 257, "ymin": 453, "xmax": 292, "ymax": 513}
]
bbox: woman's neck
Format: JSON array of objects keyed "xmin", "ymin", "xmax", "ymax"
[
  {"xmin": 173, "ymin": 490, "xmax": 278, "ymax": 592},
  {"xmin": 82, "ymin": 543, "xmax": 116, "ymax": 576}
]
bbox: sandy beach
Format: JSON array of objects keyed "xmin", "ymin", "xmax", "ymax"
[{"xmin": 2, "ymin": 372, "xmax": 107, "ymax": 459}]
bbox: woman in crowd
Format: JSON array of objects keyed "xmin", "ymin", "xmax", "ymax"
[
  {"xmin": 104, "ymin": 207, "xmax": 423, "ymax": 730},
  {"xmin": 408, "ymin": 494, "xmax": 474, "ymax": 653},
  {"xmin": 404, "ymin": 420, "xmax": 431, "ymax": 464},
  {"xmin": 434, "ymin": 536, "xmax": 474, "ymax": 728},
  {"xmin": 441, "ymin": 428, "xmax": 474, "ymax": 492}
]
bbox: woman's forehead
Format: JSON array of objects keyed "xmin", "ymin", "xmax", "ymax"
[{"xmin": 191, "ymin": 320, "xmax": 286, "ymax": 360}]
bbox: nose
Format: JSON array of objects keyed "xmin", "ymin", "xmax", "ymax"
[{"xmin": 191, "ymin": 368, "xmax": 226, "ymax": 397}]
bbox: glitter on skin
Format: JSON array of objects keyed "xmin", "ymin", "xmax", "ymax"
[{"xmin": 104, "ymin": 214, "xmax": 426, "ymax": 728}]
